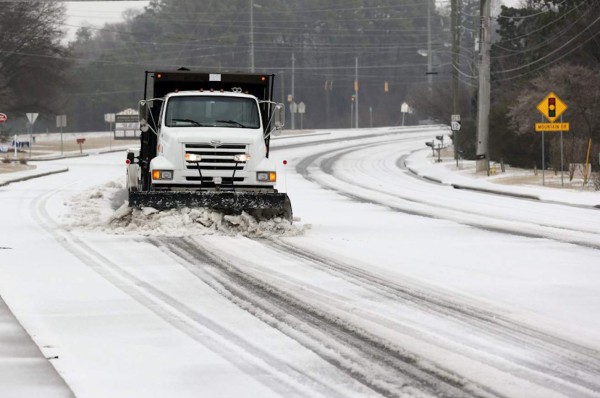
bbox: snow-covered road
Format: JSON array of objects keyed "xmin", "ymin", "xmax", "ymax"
[{"xmin": 1, "ymin": 126, "xmax": 599, "ymax": 398}]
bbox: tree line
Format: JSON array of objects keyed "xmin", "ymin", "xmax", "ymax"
[{"xmin": 0, "ymin": 0, "xmax": 598, "ymax": 173}]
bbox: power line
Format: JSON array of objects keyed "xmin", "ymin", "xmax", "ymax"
[{"xmin": 492, "ymin": 13, "xmax": 600, "ymax": 74}]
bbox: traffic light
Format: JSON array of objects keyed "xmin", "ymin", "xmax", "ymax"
[
  {"xmin": 548, "ymin": 97, "xmax": 556, "ymax": 118},
  {"xmin": 384, "ymin": 81, "xmax": 389, "ymax": 92}
]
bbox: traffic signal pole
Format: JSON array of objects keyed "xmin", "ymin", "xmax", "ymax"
[{"xmin": 476, "ymin": 0, "xmax": 491, "ymax": 173}]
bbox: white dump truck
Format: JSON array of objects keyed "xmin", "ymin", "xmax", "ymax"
[{"xmin": 126, "ymin": 69, "xmax": 292, "ymax": 220}]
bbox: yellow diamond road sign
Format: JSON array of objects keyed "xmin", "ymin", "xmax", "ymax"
[{"xmin": 536, "ymin": 92, "xmax": 567, "ymax": 123}]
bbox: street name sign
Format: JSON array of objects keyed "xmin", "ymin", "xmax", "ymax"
[{"xmin": 535, "ymin": 122, "xmax": 570, "ymax": 131}]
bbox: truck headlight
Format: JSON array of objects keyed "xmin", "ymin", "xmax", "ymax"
[
  {"xmin": 185, "ymin": 153, "xmax": 202, "ymax": 162},
  {"xmin": 152, "ymin": 170, "xmax": 174, "ymax": 180},
  {"xmin": 257, "ymin": 171, "xmax": 276, "ymax": 182},
  {"xmin": 234, "ymin": 153, "xmax": 251, "ymax": 162}
]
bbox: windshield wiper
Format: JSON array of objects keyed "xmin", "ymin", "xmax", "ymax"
[
  {"xmin": 216, "ymin": 120, "xmax": 247, "ymax": 128},
  {"xmin": 171, "ymin": 118, "xmax": 207, "ymax": 126}
]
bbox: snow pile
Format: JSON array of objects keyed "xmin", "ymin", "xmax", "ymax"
[{"xmin": 65, "ymin": 180, "xmax": 304, "ymax": 238}]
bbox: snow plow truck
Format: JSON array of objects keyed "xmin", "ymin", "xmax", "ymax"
[{"xmin": 126, "ymin": 69, "xmax": 292, "ymax": 221}]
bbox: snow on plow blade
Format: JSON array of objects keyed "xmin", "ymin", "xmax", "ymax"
[{"xmin": 129, "ymin": 191, "xmax": 292, "ymax": 221}]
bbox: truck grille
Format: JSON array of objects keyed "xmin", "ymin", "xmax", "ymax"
[{"xmin": 184, "ymin": 143, "xmax": 247, "ymax": 171}]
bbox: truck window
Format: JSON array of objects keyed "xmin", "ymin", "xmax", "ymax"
[{"xmin": 164, "ymin": 96, "xmax": 260, "ymax": 129}]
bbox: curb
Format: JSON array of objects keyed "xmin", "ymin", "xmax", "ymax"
[
  {"xmin": 450, "ymin": 184, "xmax": 540, "ymax": 201},
  {"xmin": 31, "ymin": 147, "xmax": 129, "ymax": 161},
  {"xmin": 405, "ymin": 162, "xmax": 541, "ymax": 200},
  {"xmin": 31, "ymin": 154, "xmax": 89, "ymax": 162},
  {"xmin": 0, "ymin": 167, "xmax": 69, "ymax": 187},
  {"xmin": 405, "ymin": 161, "xmax": 599, "ymax": 208}
]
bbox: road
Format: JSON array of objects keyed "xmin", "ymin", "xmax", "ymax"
[{"xmin": 1, "ymin": 126, "xmax": 599, "ymax": 398}]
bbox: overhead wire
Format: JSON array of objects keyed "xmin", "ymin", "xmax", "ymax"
[
  {"xmin": 492, "ymin": 13, "xmax": 600, "ymax": 74},
  {"xmin": 491, "ymin": 1, "xmax": 595, "ymax": 59}
]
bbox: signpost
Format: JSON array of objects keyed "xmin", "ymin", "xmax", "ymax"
[
  {"xmin": 26, "ymin": 113, "xmax": 38, "ymax": 158},
  {"xmin": 451, "ymin": 114, "xmax": 461, "ymax": 131},
  {"xmin": 290, "ymin": 101, "xmax": 298, "ymax": 130},
  {"xmin": 451, "ymin": 114, "xmax": 461, "ymax": 166},
  {"xmin": 401, "ymin": 102, "xmax": 409, "ymax": 126},
  {"xmin": 56, "ymin": 114, "xmax": 67, "ymax": 156},
  {"xmin": 0, "ymin": 113, "xmax": 7, "ymax": 156},
  {"xmin": 535, "ymin": 92, "xmax": 568, "ymax": 186},
  {"xmin": 297, "ymin": 101, "xmax": 305, "ymax": 129},
  {"xmin": 114, "ymin": 109, "xmax": 140, "ymax": 140}
]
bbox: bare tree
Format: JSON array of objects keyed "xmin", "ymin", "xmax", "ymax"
[
  {"xmin": 0, "ymin": 2, "xmax": 70, "ymax": 116},
  {"xmin": 507, "ymin": 63, "xmax": 600, "ymax": 168}
]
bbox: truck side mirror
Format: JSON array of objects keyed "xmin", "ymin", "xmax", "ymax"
[
  {"xmin": 139, "ymin": 100, "xmax": 150, "ymax": 133},
  {"xmin": 273, "ymin": 103, "xmax": 285, "ymax": 133}
]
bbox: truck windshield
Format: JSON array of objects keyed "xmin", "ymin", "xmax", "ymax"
[{"xmin": 164, "ymin": 96, "xmax": 260, "ymax": 129}]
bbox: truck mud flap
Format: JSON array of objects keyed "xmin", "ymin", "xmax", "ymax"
[{"xmin": 129, "ymin": 191, "xmax": 292, "ymax": 220}]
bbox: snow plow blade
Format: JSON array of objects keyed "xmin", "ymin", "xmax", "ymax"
[{"xmin": 129, "ymin": 191, "xmax": 292, "ymax": 221}]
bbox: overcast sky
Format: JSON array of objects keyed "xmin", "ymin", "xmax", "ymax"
[
  {"xmin": 64, "ymin": 1, "xmax": 149, "ymax": 41},
  {"xmin": 63, "ymin": 0, "xmax": 523, "ymax": 42}
]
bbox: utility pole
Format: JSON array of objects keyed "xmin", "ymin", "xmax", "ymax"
[
  {"xmin": 280, "ymin": 70, "xmax": 285, "ymax": 104},
  {"xmin": 355, "ymin": 57, "xmax": 359, "ymax": 129},
  {"xmin": 476, "ymin": 0, "xmax": 491, "ymax": 173},
  {"xmin": 250, "ymin": 0, "xmax": 255, "ymax": 72},
  {"xmin": 451, "ymin": 0, "xmax": 460, "ymax": 115},
  {"xmin": 451, "ymin": 0, "xmax": 461, "ymax": 163},
  {"xmin": 291, "ymin": 52, "xmax": 295, "ymax": 130},
  {"xmin": 427, "ymin": 0, "xmax": 433, "ymax": 93}
]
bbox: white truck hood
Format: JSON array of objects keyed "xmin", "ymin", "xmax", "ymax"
[{"xmin": 163, "ymin": 127, "xmax": 261, "ymax": 144}]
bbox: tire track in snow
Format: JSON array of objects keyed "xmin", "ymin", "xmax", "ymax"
[
  {"xmin": 264, "ymin": 238, "xmax": 600, "ymax": 398},
  {"xmin": 295, "ymin": 141, "xmax": 600, "ymax": 250},
  {"xmin": 30, "ymin": 186, "xmax": 335, "ymax": 398},
  {"xmin": 160, "ymin": 236, "xmax": 505, "ymax": 398}
]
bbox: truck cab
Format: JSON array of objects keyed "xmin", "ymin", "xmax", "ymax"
[
  {"xmin": 127, "ymin": 70, "xmax": 292, "ymax": 220},
  {"xmin": 149, "ymin": 90, "xmax": 279, "ymax": 192}
]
